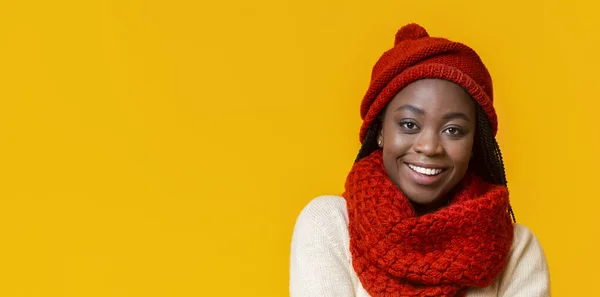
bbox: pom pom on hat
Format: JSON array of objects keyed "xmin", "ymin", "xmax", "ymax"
[
  {"xmin": 395, "ymin": 23, "xmax": 429, "ymax": 44},
  {"xmin": 359, "ymin": 23, "xmax": 497, "ymax": 143}
]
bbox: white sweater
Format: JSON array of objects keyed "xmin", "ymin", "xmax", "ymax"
[{"xmin": 290, "ymin": 195, "xmax": 550, "ymax": 297}]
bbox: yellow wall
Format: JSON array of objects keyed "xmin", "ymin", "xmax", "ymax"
[{"xmin": 0, "ymin": 0, "xmax": 597, "ymax": 296}]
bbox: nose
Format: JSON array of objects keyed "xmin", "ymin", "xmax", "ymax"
[{"xmin": 413, "ymin": 129, "xmax": 444, "ymax": 156}]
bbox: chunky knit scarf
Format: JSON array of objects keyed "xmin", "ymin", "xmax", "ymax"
[{"xmin": 343, "ymin": 150, "xmax": 514, "ymax": 297}]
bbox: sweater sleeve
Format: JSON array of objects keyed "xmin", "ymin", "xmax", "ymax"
[
  {"xmin": 497, "ymin": 225, "xmax": 551, "ymax": 297},
  {"xmin": 289, "ymin": 196, "xmax": 355, "ymax": 297}
]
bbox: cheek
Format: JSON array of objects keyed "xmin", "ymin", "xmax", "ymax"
[
  {"xmin": 381, "ymin": 131, "xmax": 412, "ymax": 175},
  {"xmin": 445, "ymin": 138, "xmax": 474, "ymax": 167},
  {"xmin": 383, "ymin": 128, "xmax": 413, "ymax": 153}
]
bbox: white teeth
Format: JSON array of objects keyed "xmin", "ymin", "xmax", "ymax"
[{"xmin": 408, "ymin": 164, "xmax": 443, "ymax": 176}]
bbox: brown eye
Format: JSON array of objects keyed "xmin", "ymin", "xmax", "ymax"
[
  {"xmin": 399, "ymin": 121, "xmax": 418, "ymax": 130},
  {"xmin": 444, "ymin": 127, "xmax": 464, "ymax": 136}
]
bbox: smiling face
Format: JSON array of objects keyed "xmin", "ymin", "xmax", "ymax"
[{"xmin": 378, "ymin": 79, "xmax": 476, "ymax": 212}]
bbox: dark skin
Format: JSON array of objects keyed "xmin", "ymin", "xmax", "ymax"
[{"xmin": 377, "ymin": 79, "xmax": 476, "ymax": 215}]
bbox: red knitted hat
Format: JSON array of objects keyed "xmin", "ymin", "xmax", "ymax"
[{"xmin": 359, "ymin": 23, "xmax": 497, "ymax": 143}]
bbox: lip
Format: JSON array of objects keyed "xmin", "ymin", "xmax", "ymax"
[
  {"xmin": 404, "ymin": 162, "xmax": 447, "ymax": 170},
  {"xmin": 403, "ymin": 162, "xmax": 447, "ymax": 186}
]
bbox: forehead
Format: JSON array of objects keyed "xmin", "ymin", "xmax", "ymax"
[{"xmin": 387, "ymin": 79, "xmax": 475, "ymax": 113}]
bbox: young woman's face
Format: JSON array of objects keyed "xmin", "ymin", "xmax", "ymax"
[{"xmin": 379, "ymin": 79, "xmax": 476, "ymax": 209}]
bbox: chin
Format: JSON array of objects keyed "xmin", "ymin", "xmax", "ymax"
[
  {"xmin": 400, "ymin": 185, "xmax": 440, "ymax": 204},
  {"xmin": 407, "ymin": 194, "xmax": 441, "ymax": 205}
]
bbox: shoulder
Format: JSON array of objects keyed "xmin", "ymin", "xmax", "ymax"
[
  {"xmin": 290, "ymin": 196, "xmax": 357, "ymax": 296},
  {"xmin": 494, "ymin": 224, "xmax": 550, "ymax": 296},
  {"xmin": 290, "ymin": 195, "xmax": 352, "ymax": 273},
  {"xmin": 510, "ymin": 224, "xmax": 546, "ymax": 257},
  {"xmin": 291, "ymin": 195, "xmax": 350, "ymax": 255},
  {"xmin": 292, "ymin": 195, "xmax": 349, "ymax": 238},
  {"xmin": 507, "ymin": 224, "xmax": 549, "ymax": 275},
  {"xmin": 296, "ymin": 195, "xmax": 348, "ymax": 223}
]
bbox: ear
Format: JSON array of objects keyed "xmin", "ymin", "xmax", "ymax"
[{"xmin": 377, "ymin": 129, "xmax": 384, "ymax": 148}]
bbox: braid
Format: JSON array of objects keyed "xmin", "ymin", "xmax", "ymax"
[
  {"xmin": 354, "ymin": 104, "xmax": 516, "ymax": 223},
  {"xmin": 354, "ymin": 119, "xmax": 382, "ymax": 163},
  {"xmin": 472, "ymin": 104, "xmax": 516, "ymax": 222}
]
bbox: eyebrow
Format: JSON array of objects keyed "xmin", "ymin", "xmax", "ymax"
[
  {"xmin": 443, "ymin": 112, "xmax": 471, "ymax": 121},
  {"xmin": 395, "ymin": 104, "xmax": 471, "ymax": 121},
  {"xmin": 395, "ymin": 105, "xmax": 425, "ymax": 115}
]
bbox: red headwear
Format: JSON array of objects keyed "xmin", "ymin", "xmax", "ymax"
[{"xmin": 359, "ymin": 23, "xmax": 497, "ymax": 143}]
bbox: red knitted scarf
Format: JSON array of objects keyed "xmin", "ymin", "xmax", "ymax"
[{"xmin": 343, "ymin": 150, "xmax": 514, "ymax": 297}]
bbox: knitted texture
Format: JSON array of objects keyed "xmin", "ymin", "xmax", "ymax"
[
  {"xmin": 343, "ymin": 150, "xmax": 514, "ymax": 297},
  {"xmin": 359, "ymin": 23, "xmax": 496, "ymax": 143}
]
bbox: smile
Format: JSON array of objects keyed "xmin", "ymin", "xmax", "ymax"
[{"xmin": 407, "ymin": 164, "xmax": 444, "ymax": 176}]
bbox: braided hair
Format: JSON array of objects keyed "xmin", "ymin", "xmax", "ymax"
[{"xmin": 354, "ymin": 103, "xmax": 516, "ymax": 222}]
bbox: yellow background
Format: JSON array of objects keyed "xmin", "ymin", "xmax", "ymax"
[{"xmin": 0, "ymin": 0, "xmax": 598, "ymax": 296}]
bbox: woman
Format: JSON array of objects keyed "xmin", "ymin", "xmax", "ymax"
[{"xmin": 290, "ymin": 24, "xmax": 550, "ymax": 297}]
